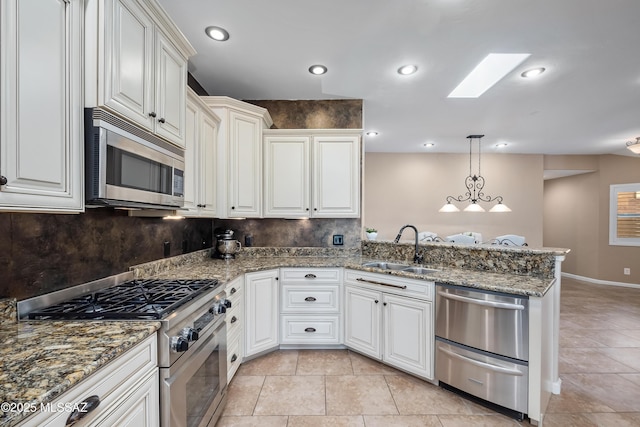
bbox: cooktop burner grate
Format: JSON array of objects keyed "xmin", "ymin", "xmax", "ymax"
[{"xmin": 27, "ymin": 278, "xmax": 219, "ymax": 320}]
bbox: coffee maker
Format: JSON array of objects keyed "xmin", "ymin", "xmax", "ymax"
[{"xmin": 213, "ymin": 228, "xmax": 242, "ymax": 259}]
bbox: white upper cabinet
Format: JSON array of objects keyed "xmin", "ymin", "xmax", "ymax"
[
  {"xmin": 183, "ymin": 89, "xmax": 220, "ymax": 217},
  {"xmin": 0, "ymin": 0, "xmax": 84, "ymax": 213},
  {"xmin": 204, "ymin": 97, "xmax": 273, "ymax": 218},
  {"xmin": 85, "ymin": 0, "xmax": 195, "ymax": 148},
  {"xmin": 263, "ymin": 130, "xmax": 361, "ymax": 218}
]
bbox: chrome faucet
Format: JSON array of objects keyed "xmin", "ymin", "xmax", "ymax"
[{"xmin": 393, "ymin": 224, "xmax": 424, "ymax": 264}]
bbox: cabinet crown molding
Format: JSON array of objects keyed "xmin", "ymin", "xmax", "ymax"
[
  {"xmin": 139, "ymin": 0, "xmax": 196, "ymax": 57},
  {"xmin": 202, "ymin": 96, "xmax": 274, "ymax": 128}
]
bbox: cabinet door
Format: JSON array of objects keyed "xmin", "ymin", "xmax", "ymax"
[
  {"xmin": 182, "ymin": 96, "xmax": 200, "ymax": 213},
  {"xmin": 344, "ymin": 285, "xmax": 382, "ymax": 359},
  {"xmin": 153, "ymin": 30, "xmax": 187, "ymax": 147},
  {"xmin": 245, "ymin": 270, "xmax": 279, "ymax": 356},
  {"xmin": 383, "ymin": 294, "xmax": 432, "ymax": 379},
  {"xmin": 103, "ymin": 0, "xmax": 155, "ymax": 131},
  {"xmin": 0, "ymin": 0, "xmax": 83, "ymax": 212},
  {"xmin": 228, "ymin": 111, "xmax": 262, "ymax": 217},
  {"xmin": 312, "ymin": 136, "xmax": 360, "ymax": 218},
  {"xmin": 94, "ymin": 370, "xmax": 160, "ymax": 427},
  {"xmin": 200, "ymin": 112, "xmax": 218, "ymax": 216},
  {"xmin": 263, "ymin": 136, "xmax": 310, "ymax": 217}
]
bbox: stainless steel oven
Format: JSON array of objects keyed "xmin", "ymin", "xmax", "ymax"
[
  {"xmin": 160, "ymin": 319, "xmax": 227, "ymax": 427},
  {"xmin": 435, "ymin": 283, "xmax": 529, "ymax": 420}
]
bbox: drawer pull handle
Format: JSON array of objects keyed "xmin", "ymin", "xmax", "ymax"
[
  {"xmin": 230, "ymin": 287, "xmax": 237, "ymax": 294},
  {"xmin": 305, "ymin": 327, "xmax": 316, "ymax": 333},
  {"xmin": 231, "ymin": 316, "xmax": 238, "ymax": 323},
  {"xmin": 65, "ymin": 395, "xmax": 100, "ymax": 425},
  {"xmin": 356, "ymin": 277, "xmax": 407, "ymax": 289},
  {"xmin": 437, "ymin": 291, "xmax": 525, "ymax": 310},
  {"xmin": 438, "ymin": 347, "xmax": 525, "ymax": 376},
  {"xmin": 304, "ymin": 296, "xmax": 317, "ymax": 302},
  {"xmin": 304, "ymin": 273, "xmax": 317, "ymax": 279},
  {"xmin": 231, "ymin": 354, "xmax": 238, "ymax": 363}
]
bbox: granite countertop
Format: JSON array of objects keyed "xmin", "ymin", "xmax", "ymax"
[
  {"xmin": 0, "ymin": 320, "xmax": 160, "ymax": 427},
  {"xmin": 143, "ymin": 254, "xmax": 556, "ymax": 297}
]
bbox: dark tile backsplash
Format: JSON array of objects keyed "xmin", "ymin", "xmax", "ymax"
[
  {"xmin": 214, "ymin": 218, "xmax": 361, "ymax": 249},
  {"xmin": 244, "ymin": 99, "xmax": 363, "ymax": 129},
  {"xmin": 0, "ymin": 209, "xmax": 212, "ymax": 300}
]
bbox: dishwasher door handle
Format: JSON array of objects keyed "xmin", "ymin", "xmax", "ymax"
[
  {"xmin": 439, "ymin": 347, "xmax": 525, "ymax": 376},
  {"xmin": 437, "ymin": 291, "xmax": 525, "ymax": 310}
]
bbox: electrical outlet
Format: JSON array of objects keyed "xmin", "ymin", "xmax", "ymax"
[
  {"xmin": 333, "ymin": 234, "xmax": 344, "ymax": 245},
  {"xmin": 624, "ymin": 267, "xmax": 631, "ymax": 275},
  {"xmin": 163, "ymin": 241, "xmax": 171, "ymax": 257}
]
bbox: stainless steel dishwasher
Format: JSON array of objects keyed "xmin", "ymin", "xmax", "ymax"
[{"xmin": 435, "ymin": 283, "xmax": 529, "ymax": 420}]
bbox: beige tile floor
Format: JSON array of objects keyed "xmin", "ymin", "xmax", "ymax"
[{"xmin": 216, "ymin": 277, "xmax": 640, "ymax": 426}]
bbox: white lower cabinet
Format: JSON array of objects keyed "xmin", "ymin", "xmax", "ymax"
[
  {"xmin": 344, "ymin": 271, "xmax": 434, "ymax": 380},
  {"xmin": 279, "ymin": 268, "xmax": 342, "ymax": 345},
  {"xmin": 20, "ymin": 334, "xmax": 159, "ymax": 427},
  {"xmin": 225, "ymin": 276, "xmax": 244, "ymax": 383},
  {"xmin": 244, "ymin": 269, "xmax": 279, "ymax": 357}
]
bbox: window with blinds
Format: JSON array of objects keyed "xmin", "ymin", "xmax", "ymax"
[{"xmin": 617, "ymin": 191, "xmax": 640, "ymax": 238}]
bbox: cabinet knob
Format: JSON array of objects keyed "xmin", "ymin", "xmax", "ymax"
[
  {"xmin": 158, "ymin": 117, "xmax": 166, "ymax": 124},
  {"xmin": 65, "ymin": 395, "xmax": 100, "ymax": 425},
  {"xmin": 149, "ymin": 112, "xmax": 157, "ymax": 118},
  {"xmin": 231, "ymin": 206, "xmax": 235, "ymax": 210},
  {"xmin": 374, "ymin": 300, "xmax": 379, "ymax": 304},
  {"xmin": 231, "ymin": 316, "xmax": 238, "ymax": 323},
  {"xmin": 383, "ymin": 302, "xmax": 387, "ymax": 306},
  {"xmin": 231, "ymin": 354, "xmax": 238, "ymax": 363},
  {"xmin": 0, "ymin": 176, "xmax": 6, "ymax": 186},
  {"xmin": 313, "ymin": 208, "xmax": 317, "ymax": 211},
  {"xmin": 306, "ymin": 208, "xmax": 309, "ymax": 211},
  {"xmin": 230, "ymin": 287, "xmax": 237, "ymax": 294}
]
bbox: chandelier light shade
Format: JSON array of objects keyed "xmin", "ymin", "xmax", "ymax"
[
  {"xmin": 626, "ymin": 137, "xmax": 640, "ymax": 154},
  {"xmin": 440, "ymin": 135, "xmax": 512, "ymax": 213}
]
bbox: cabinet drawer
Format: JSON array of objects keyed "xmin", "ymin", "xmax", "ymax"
[
  {"xmin": 344, "ymin": 269, "xmax": 434, "ymax": 301},
  {"xmin": 226, "ymin": 303, "xmax": 242, "ymax": 337},
  {"xmin": 227, "ymin": 332, "xmax": 242, "ymax": 382},
  {"xmin": 280, "ymin": 268, "xmax": 341, "ymax": 284},
  {"xmin": 281, "ymin": 285, "xmax": 340, "ymax": 313},
  {"xmin": 280, "ymin": 315, "xmax": 340, "ymax": 344}
]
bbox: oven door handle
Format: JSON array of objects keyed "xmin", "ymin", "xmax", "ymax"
[
  {"xmin": 438, "ymin": 347, "xmax": 525, "ymax": 376},
  {"xmin": 437, "ymin": 291, "xmax": 525, "ymax": 310}
]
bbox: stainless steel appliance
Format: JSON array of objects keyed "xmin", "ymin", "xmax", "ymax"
[
  {"xmin": 18, "ymin": 272, "xmax": 229, "ymax": 427},
  {"xmin": 85, "ymin": 108, "xmax": 185, "ymax": 210},
  {"xmin": 435, "ymin": 283, "xmax": 529, "ymax": 420},
  {"xmin": 214, "ymin": 229, "xmax": 241, "ymax": 259}
]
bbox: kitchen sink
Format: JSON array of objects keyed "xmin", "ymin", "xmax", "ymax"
[
  {"xmin": 362, "ymin": 262, "xmax": 440, "ymax": 275},
  {"xmin": 362, "ymin": 261, "xmax": 409, "ymax": 270},
  {"xmin": 401, "ymin": 266, "xmax": 440, "ymax": 275}
]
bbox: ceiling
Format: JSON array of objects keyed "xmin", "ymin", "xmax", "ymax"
[{"xmin": 158, "ymin": 0, "xmax": 640, "ymax": 155}]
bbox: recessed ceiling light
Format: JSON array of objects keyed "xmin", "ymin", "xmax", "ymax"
[
  {"xmin": 521, "ymin": 67, "xmax": 546, "ymax": 78},
  {"xmin": 205, "ymin": 26, "xmax": 230, "ymax": 41},
  {"xmin": 366, "ymin": 131, "xmax": 379, "ymax": 136},
  {"xmin": 424, "ymin": 142, "xmax": 435, "ymax": 148},
  {"xmin": 308, "ymin": 65, "xmax": 328, "ymax": 75},
  {"xmin": 448, "ymin": 53, "xmax": 531, "ymax": 98},
  {"xmin": 495, "ymin": 143, "xmax": 508, "ymax": 148},
  {"xmin": 397, "ymin": 65, "xmax": 418, "ymax": 75}
]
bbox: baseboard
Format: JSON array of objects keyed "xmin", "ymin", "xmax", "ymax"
[{"xmin": 562, "ymin": 273, "xmax": 640, "ymax": 289}]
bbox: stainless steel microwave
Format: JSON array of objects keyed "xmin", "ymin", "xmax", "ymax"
[{"xmin": 85, "ymin": 108, "xmax": 185, "ymax": 210}]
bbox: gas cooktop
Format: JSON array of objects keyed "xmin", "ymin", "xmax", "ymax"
[{"xmin": 26, "ymin": 278, "xmax": 219, "ymax": 320}]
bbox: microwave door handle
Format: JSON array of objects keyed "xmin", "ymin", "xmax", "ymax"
[
  {"xmin": 437, "ymin": 291, "xmax": 525, "ymax": 310},
  {"xmin": 439, "ymin": 347, "xmax": 525, "ymax": 376}
]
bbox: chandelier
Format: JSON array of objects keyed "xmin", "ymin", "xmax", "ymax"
[
  {"xmin": 626, "ymin": 137, "xmax": 640, "ymax": 154},
  {"xmin": 439, "ymin": 135, "xmax": 511, "ymax": 213}
]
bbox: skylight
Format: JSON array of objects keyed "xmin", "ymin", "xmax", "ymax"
[{"xmin": 448, "ymin": 53, "xmax": 530, "ymax": 98}]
